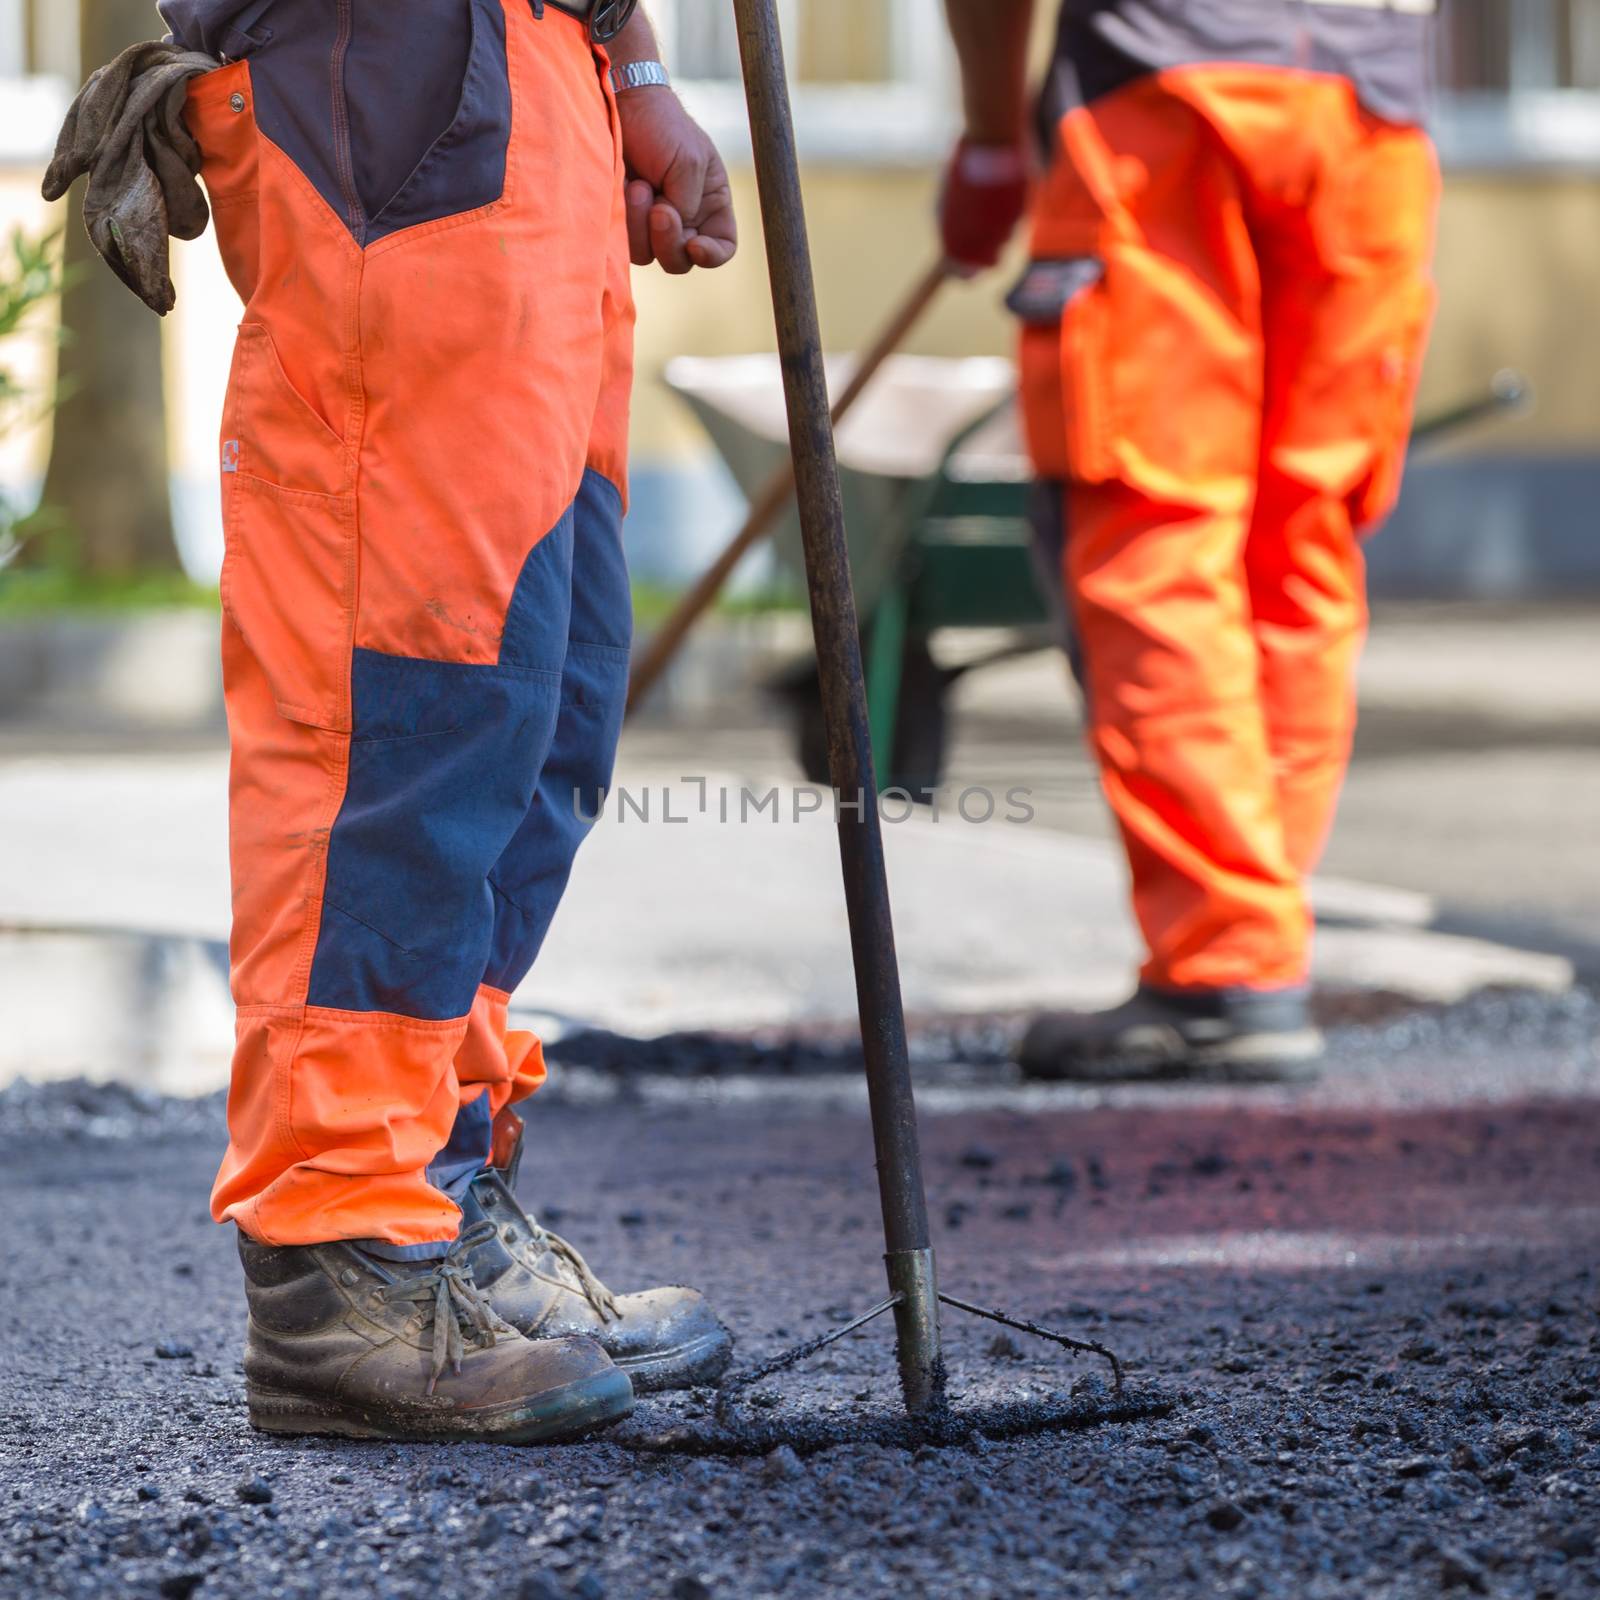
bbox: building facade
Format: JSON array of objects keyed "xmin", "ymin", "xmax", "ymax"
[{"xmin": 1, "ymin": 0, "xmax": 1597, "ymax": 595}]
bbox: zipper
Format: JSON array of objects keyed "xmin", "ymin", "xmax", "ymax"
[{"xmin": 329, "ymin": 0, "xmax": 367, "ymax": 241}]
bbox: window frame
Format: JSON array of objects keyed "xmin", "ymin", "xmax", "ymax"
[
  {"xmin": 651, "ymin": 0, "xmax": 1600, "ymax": 173},
  {"xmin": 6, "ymin": 0, "xmax": 1600, "ymax": 174},
  {"xmin": 1435, "ymin": 0, "xmax": 1600, "ymax": 169}
]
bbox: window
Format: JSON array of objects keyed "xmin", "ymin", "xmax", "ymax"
[
  {"xmin": 650, "ymin": 0, "xmax": 957, "ymax": 165},
  {"xmin": 1439, "ymin": 0, "xmax": 1600, "ymax": 92},
  {"xmin": 659, "ymin": 0, "xmax": 897, "ymax": 83},
  {"xmin": 657, "ymin": 0, "xmax": 745, "ymax": 80},
  {"xmin": 0, "ymin": 0, "xmax": 25, "ymax": 78},
  {"xmin": 1435, "ymin": 0, "xmax": 1600, "ymax": 167},
  {"xmin": 0, "ymin": 0, "xmax": 74, "ymax": 166}
]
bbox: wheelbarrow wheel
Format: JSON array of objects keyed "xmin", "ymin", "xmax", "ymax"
[{"xmin": 787, "ymin": 634, "xmax": 949, "ymax": 804}]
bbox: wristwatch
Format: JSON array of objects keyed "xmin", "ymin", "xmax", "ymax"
[{"xmin": 609, "ymin": 60, "xmax": 671, "ymax": 94}]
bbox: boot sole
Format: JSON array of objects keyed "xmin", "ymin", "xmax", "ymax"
[
  {"xmin": 612, "ymin": 1327, "xmax": 734, "ymax": 1394},
  {"xmin": 1021, "ymin": 1027, "xmax": 1325, "ymax": 1086},
  {"xmin": 246, "ymin": 1366, "xmax": 635, "ymax": 1445},
  {"xmin": 1183, "ymin": 1028, "xmax": 1325, "ymax": 1083}
]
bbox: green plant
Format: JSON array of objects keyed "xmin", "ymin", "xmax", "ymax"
[
  {"xmin": 0, "ymin": 567, "xmax": 219, "ymax": 616},
  {"xmin": 0, "ymin": 227, "xmax": 72, "ymax": 575},
  {"xmin": 630, "ymin": 575, "xmax": 807, "ymax": 628}
]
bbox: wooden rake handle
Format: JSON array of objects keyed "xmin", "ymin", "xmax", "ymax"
[{"xmin": 625, "ymin": 256, "xmax": 951, "ymax": 716}]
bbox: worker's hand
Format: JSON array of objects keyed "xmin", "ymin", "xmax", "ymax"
[
  {"xmin": 618, "ymin": 88, "xmax": 738, "ymax": 274},
  {"xmin": 939, "ymin": 138, "xmax": 1030, "ymax": 276}
]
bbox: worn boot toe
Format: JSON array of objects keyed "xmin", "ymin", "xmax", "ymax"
[{"xmin": 464, "ymin": 1167, "xmax": 734, "ymax": 1392}]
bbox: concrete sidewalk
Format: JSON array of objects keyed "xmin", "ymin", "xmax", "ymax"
[
  {"xmin": 627, "ymin": 603, "xmax": 1600, "ymax": 970},
  {"xmin": 2, "ymin": 601, "xmax": 1590, "ymax": 1090},
  {"xmin": 0, "ymin": 740, "xmax": 1572, "ymax": 1093}
]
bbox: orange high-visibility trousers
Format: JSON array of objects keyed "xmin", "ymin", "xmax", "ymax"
[
  {"xmin": 183, "ymin": 2, "xmax": 635, "ymax": 1252},
  {"xmin": 1020, "ymin": 67, "xmax": 1439, "ymax": 992}
]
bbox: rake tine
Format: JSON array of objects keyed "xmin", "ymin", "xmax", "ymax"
[
  {"xmin": 714, "ymin": 1295, "xmax": 902, "ymax": 1419},
  {"xmin": 939, "ymin": 1293, "xmax": 1126, "ymax": 1393}
]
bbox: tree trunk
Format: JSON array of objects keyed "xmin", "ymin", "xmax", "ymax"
[{"xmin": 39, "ymin": 0, "xmax": 181, "ymax": 578}]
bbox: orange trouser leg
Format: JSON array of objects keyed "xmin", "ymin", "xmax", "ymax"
[
  {"xmin": 1032, "ymin": 74, "xmax": 1303, "ymax": 992},
  {"xmin": 194, "ymin": 5, "xmax": 634, "ymax": 1250},
  {"xmin": 453, "ymin": 160, "xmax": 637, "ymax": 1145},
  {"xmin": 1245, "ymin": 111, "xmax": 1439, "ymax": 872},
  {"xmin": 1024, "ymin": 68, "xmax": 1437, "ymax": 991}
]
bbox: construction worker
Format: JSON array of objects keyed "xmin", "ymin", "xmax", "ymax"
[
  {"xmin": 134, "ymin": 0, "xmax": 736, "ymax": 1441},
  {"xmin": 940, "ymin": 0, "xmax": 1440, "ymax": 1084}
]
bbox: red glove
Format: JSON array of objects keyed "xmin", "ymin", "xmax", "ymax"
[{"xmin": 939, "ymin": 139, "xmax": 1030, "ymax": 275}]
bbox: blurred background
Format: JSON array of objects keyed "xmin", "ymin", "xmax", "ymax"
[
  {"xmin": 2, "ymin": 2, "xmax": 1599, "ymax": 595},
  {"xmin": 0, "ymin": 1, "xmax": 1596, "ymax": 1090}
]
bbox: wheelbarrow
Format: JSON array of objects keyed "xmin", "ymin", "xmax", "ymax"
[
  {"xmin": 664, "ymin": 355, "xmax": 1528, "ymax": 799},
  {"xmin": 665, "ymin": 352, "xmax": 1043, "ymax": 797}
]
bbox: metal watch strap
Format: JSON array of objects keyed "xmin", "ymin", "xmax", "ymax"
[{"xmin": 609, "ymin": 60, "xmax": 671, "ymax": 94}]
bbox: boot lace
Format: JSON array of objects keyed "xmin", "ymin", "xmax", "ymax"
[
  {"xmin": 376, "ymin": 1221, "xmax": 510, "ymax": 1394},
  {"xmin": 524, "ymin": 1217, "xmax": 621, "ymax": 1323}
]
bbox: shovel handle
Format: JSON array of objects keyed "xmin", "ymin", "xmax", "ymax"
[{"xmin": 625, "ymin": 257, "xmax": 951, "ymax": 716}]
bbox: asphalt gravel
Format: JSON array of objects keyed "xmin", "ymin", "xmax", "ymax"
[{"xmin": 2, "ymin": 989, "xmax": 1598, "ymax": 1600}]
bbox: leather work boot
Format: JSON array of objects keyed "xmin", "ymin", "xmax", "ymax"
[
  {"xmin": 460, "ymin": 1166, "xmax": 733, "ymax": 1394},
  {"xmin": 238, "ymin": 1221, "xmax": 635, "ymax": 1443},
  {"xmin": 1018, "ymin": 985, "xmax": 1324, "ymax": 1085}
]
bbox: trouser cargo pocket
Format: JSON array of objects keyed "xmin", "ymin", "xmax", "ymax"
[{"xmin": 219, "ymin": 323, "xmax": 357, "ymax": 731}]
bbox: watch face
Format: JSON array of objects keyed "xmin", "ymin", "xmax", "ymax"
[{"xmin": 590, "ymin": 0, "xmax": 638, "ymax": 42}]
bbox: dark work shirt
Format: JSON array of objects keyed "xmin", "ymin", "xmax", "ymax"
[
  {"xmin": 1048, "ymin": 0, "xmax": 1437, "ymax": 126},
  {"xmin": 156, "ymin": 0, "xmax": 476, "ymax": 225}
]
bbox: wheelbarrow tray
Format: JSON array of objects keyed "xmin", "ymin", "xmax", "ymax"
[{"xmin": 664, "ymin": 353, "xmax": 1026, "ymax": 617}]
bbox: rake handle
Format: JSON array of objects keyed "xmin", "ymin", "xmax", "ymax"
[
  {"xmin": 625, "ymin": 258, "xmax": 947, "ymax": 716},
  {"xmin": 730, "ymin": 0, "xmax": 942, "ymax": 1415}
]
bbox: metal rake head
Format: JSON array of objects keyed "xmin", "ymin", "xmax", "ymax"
[{"xmin": 618, "ymin": 1288, "xmax": 1172, "ymax": 1459}]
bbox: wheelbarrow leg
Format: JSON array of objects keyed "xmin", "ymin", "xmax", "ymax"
[{"xmin": 865, "ymin": 579, "xmax": 910, "ymax": 790}]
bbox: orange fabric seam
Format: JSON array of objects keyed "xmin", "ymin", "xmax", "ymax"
[
  {"xmin": 580, "ymin": 463, "xmax": 626, "ymax": 501},
  {"xmin": 254, "ymin": 126, "xmax": 364, "ymax": 260},
  {"xmin": 302, "ymin": 1005, "xmax": 472, "ymax": 1033},
  {"xmin": 361, "ymin": 194, "xmax": 510, "ymax": 261},
  {"xmin": 227, "ymin": 473, "xmax": 351, "ymax": 506},
  {"xmin": 272, "ymin": 214, "xmax": 363, "ymax": 1162}
]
